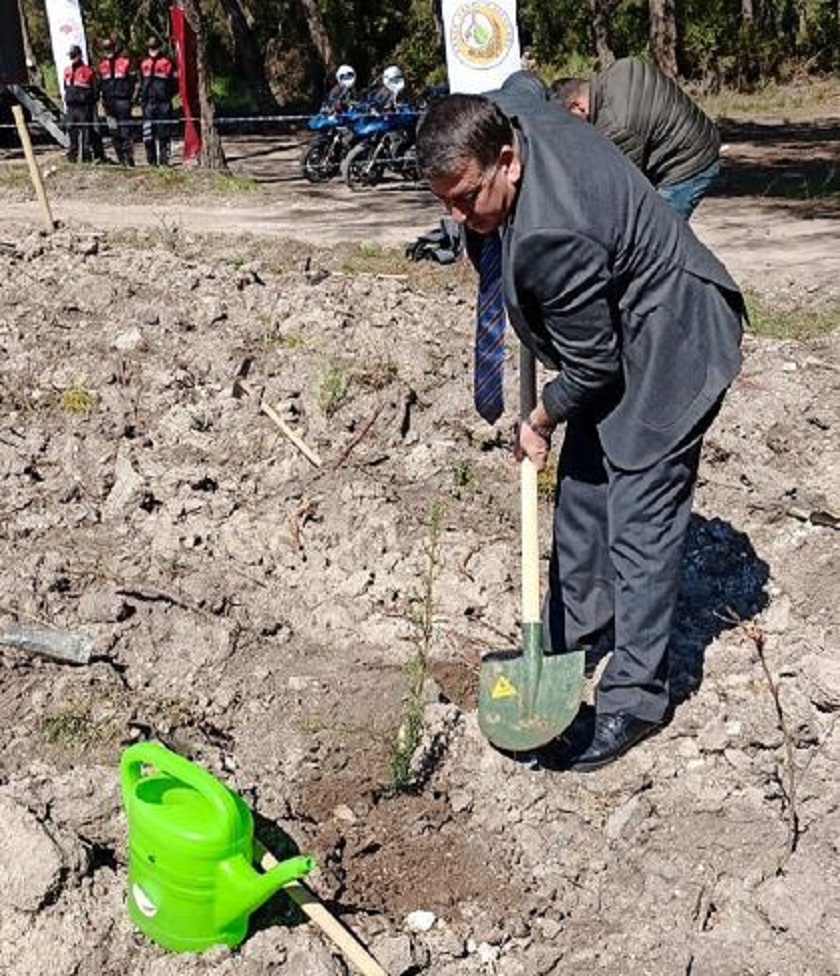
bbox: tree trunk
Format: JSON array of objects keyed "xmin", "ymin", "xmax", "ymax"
[
  {"xmin": 741, "ymin": 0, "xmax": 755, "ymax": 24},
  {"xmin": 17, "ymin": 0, "xmax": 42, "ymax": 86},
  {"xmin": 649, "ymin": 0, "xmax": 678, "ymax": 77},
  {"xmin": 217, "ymin": 0, "xmax": 278, "ymax": 113},
  {"xmin": 181, "ymin": 0, "xmax": 227, "ymax": 170},
  {"xmin": 589, "ymin": 0, "xmax": 616, "ymax": 67},
  {"xmin": 432, "ymin": 0, "xmax": 444, "ymax": 50},
  {"xmin": 297, "ymin": 0, "xmax": 335, "ymax": 70}
]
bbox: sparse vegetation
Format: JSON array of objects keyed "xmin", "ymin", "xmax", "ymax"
[
  {"xmin": 319, "ymin": 360, "xmax": 348, "ymax": 416},
  {"xmin": 42, "ymin": 708, "xmax": 120, "ymax": 748},
  {"xmin": 263, "ymin": 327, "xmax": 305, "ymax": 350},
  {"xmin": 341, "ymin": 243, "xmax": 410, "ymax": 276},
  {"xmin": 0, "ymin": 166, "xmax": 34, "ymax": 190},
  {"xmin": 210, "ymin": 172, "xmax": 258, "ymax": 194},
  {"xmin": 154, "ymin": 214, "xmax": 182, "ymax": 252},
  {"xmin": 60, "ymin": 380, "xmax": 96, "ymax": 415},
  {"xmin": 744, "ymin": 292, "xmax": 840, "ymax": 340},
  {"xmin": 386, "ymin": 500, "xmax": 445, "ymax": 796},
  {"xmin": 451, "ymin": 460, "xmax": 477, "ymax": 499},
  {"xmin": 700, "ymin": 78, "xmax": 840, "ymax": 122}
]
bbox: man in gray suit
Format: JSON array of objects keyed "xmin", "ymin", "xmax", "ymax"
[{"xmin": 416, "ymin": 93, "xmax": 745, "ymax": 771}]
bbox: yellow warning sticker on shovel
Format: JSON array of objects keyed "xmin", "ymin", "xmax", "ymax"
[{"xmin": 491, "ymin": 675, "xmax": 518, "ymax": 700}]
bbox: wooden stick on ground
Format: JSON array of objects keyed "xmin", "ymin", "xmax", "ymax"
[
  {"xmin": 256, "ymin": 843, "xmax": 389, "ymax": 976},
  {"xmin": 259, "ymin": 396, "xmax": 322, "ymax": 468},
  {"xmin": 233, "ymin": 376, "xmax": 322, "ymax": 468},
  {"xmin": 11, "ymin": 106, "xmax": 55, "ymax": 233}
]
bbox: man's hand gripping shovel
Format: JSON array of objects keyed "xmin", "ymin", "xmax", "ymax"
[{"xmin": 477, "ymin": 347, "xmax": 585, "ymax": 752}]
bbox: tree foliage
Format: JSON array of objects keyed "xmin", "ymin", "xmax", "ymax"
[{"xmin": 21, "ymin": 0, "xmax": 840, "ymax": 110}]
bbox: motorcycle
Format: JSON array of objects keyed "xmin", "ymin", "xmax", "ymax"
[
  {"xmin": 299, "ymin": 104, "xmax": 361, "ymax": 183},
  {"xmin": 340, "ymin": 106, "xmax": 421, "ymax": 190}
]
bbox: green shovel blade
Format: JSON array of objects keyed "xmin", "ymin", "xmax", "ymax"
[{"xmin": 478, "ymin": 622, "xmax": 585, "ymax": 752}]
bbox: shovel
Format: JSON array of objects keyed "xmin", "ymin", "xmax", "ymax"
[{"xmin": 477, "ymin": 347, "xmax": 585, "ymax": 752}]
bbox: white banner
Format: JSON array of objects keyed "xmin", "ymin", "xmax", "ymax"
[
  {"xmin": 442, "ymin": 0, "xmax": 521, "ymax": 94},
  {"xmin": 45, "ymin": 0, "xmax": 88, "ymax": 99}
]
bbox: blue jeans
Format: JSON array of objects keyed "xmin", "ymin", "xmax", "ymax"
[{"xmin": 657, "ymin": 160, "xmax": 721, "ymax": 220}]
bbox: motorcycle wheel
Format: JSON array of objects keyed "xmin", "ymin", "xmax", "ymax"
[
  {"xmin": 399, "ymin": 143, "xmax": 419, "ymax": 181},
  {"xmin": 342, "ymin": 141, "xmax": 385, "ymax": 190},
  {"xmin": 300, "ymin": 135, "xmax": 339, "ymax": 183}
]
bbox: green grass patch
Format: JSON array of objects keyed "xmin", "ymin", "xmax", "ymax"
[
  {"xmin": 264, "ymin": 328, "xmax": 305, "ymax": 350},
  {"xmin": 60, "ymin": 380, "xmax": 96, "ymax": 415},
  {"xmin": 43, "ymin": 708, "xmax": 120, "ymax": 747},
  {"xmin": 112, "ymin": 165, "xmax": 257, "ymax": 195},
  {"xmin": 699, "ymin": 77, "xmax": 840, "ymax": 121},
  {"xmin": 319, "ymin": 360, "xmax": 349, "ymax": 415},
  {"xmin": 745, "ymin": 292, "xmax": 840, "ymax": 340},
  {"xmin": 341, "ymin": 242, "xmax": 411, "ymax": 276},
  {"xmin": 210, "ymin": 171, "xmax": 259, "ymax": 193},
  {"xmin": 0, "ymin": 165, "xmax": 34, "ymax": 190}
]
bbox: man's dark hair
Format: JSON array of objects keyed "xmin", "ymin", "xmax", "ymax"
[
  {"xmin": 416, "ymin": 94, "xmax": 513, "ymax": 181},
  {"xmin": 68, "ymin": 44, "xmax": 82, "ymax": 60},
  {"xmin": 550, "ymin": 77, "xmax": 588, "ymax": 104}
]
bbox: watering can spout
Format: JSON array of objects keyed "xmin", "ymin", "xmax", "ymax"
[{"xmin": 215, "ymin": 852, "xmax": 316, "ymax": 929}]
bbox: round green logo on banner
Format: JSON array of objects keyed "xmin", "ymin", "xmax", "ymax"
[{"xmin": 450, "ymin": 3, "xmax": 515, "ymax": 69}]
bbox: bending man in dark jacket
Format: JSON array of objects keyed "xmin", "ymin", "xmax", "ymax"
[
  {"xmin": 416, "ymin": 93, "xmax": 744, "ymax": 770},
  {"xmin": 552, "ymin": 57, "xmax": 720, "ymax": 219}
]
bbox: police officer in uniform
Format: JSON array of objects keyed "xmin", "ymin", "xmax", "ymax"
[
  {"xmin": 97, "ymin": 38, "xmax": 136, "ymax": 166},
  {"xmin": 138, "ymin": 36, "xmax": 177, "ymax": 166},
  {"xmin": 63, "ymin": 45, "xmax": 97, "ymax": 163}
]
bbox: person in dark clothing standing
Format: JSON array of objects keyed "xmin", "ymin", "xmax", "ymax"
[
  {"xmin": 138, "ymin": 36, "xmax": 176, "ymax": 166},
  {"xmin": 97, "ymin": 38, "xmax": 136, "ymax": 166},
  {"xmin": 63, "ymin": 45, "xmax": 97, "ymax": 163},
  {"xmin": 551, "ymin": 57, "xmax": 721, "ymax": 219}
]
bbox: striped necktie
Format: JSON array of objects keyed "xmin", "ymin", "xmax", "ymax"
[{"xmin": 474, "ymin": 231, "xmax": 505, "ymax": 423}]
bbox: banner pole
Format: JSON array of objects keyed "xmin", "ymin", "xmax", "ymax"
[{"xmin": 12, "ymin": 105, "xmax": 55, "ymax": 233}]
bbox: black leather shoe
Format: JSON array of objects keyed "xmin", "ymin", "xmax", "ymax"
[{"xmin": 570, "ymin": 712, "xmax": 661, "ymax": 772}]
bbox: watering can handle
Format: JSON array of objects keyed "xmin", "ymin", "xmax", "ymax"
[{"xmin": 120, "ymin": 741, "xmax": 239, "ymax": 826}]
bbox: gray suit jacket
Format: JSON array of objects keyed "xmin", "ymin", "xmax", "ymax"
[{"xmin": 489, "ymin": 90, "xmax": 743, "ymax": 471}]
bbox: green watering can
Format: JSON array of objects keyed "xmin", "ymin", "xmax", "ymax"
[{"xmin": 120, "ymin": 741, "xmax": 315, "ymax": 953}]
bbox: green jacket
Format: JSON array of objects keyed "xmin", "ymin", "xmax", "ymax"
[{"xmin": 589, "ymin": 57, "xmax": 720, "ymax": 187}]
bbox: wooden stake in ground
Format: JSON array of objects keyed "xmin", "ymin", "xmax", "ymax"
[
  {"xmin": 11, "ymin": 105, "xmax": 55, "ymax": 233},
  {"xmin": 257, "ymin": 844, "xmax": 389, "ymax": 976}
]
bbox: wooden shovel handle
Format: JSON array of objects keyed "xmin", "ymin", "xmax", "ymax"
[
  {"xmin": 521, "ymin": 458, "xmax": 540, "ymax": 625},
  {"xmin": 256, "ymin": 845, "xmax": 389, "ymax": 976},
  {"xmin": 519, "ymin": 346, "xmax": 541, "ymax": 626}
]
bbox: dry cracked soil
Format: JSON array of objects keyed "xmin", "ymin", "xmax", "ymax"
[{"xmin": 0, "ymin": 118, "xmax": 839, "ymax": 976}]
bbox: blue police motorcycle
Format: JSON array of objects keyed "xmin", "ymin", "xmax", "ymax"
[
  {"xmin": 300, "ymin": 64, "xmax": 363, "ymax": 183},
  {"xmin": 340, "ymin": 67, "xmax": 421, "ymax": 190}
]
